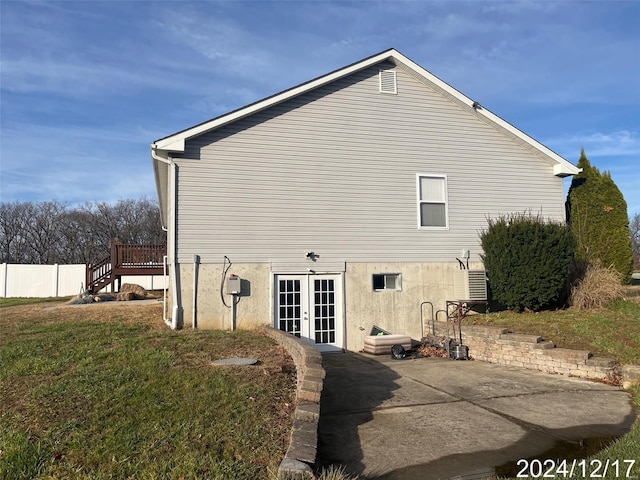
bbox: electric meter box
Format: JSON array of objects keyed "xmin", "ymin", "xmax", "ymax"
[{"xmin": 227, "ymin": 276, "xmax": 242, "ymax": 295}]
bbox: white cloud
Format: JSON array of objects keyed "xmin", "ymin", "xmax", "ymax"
[
  {"xmin": 155, "ymin": 7, "xmax": 276, "ymax": 80},
  {"xmin": 1, "ymin": 167, "xmax": 158, "ymax": 205},
  {"xmin": 1, "ymin": 0, "xmax": 639, "ymax": 214},
  {"xmin": 0, "ymin": 121, "xmax": 156, "ymax": 204},
  {"xmin": 545, "ymin": 130, "xmax": 640, "ymax": 159},
  {"xmin": 480, "ymin": 1, "xmax": 560, "ymax": 15},
  {"xmin": 548, "ymin": 130, "xmax": 640, "ymax": 216}
]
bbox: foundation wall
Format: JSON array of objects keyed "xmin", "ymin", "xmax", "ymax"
[
  {"xmin": 173, "ymin": 261, "xmax": 484, "ymax": 352},
  {"xmin": 175, "ymin": 262, "xmax": 272, "ymax": 330},
  {"xmin": 344, "ymin": 262, "xmax": 483, "ymax": 351}
]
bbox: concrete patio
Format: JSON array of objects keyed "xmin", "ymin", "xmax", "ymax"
[{"xmin": 316, "ymin": 352, "xmax": 635, "ymax": 479}]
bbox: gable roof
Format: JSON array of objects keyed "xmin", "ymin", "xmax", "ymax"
[
  {"xmin": 151, "ymin": 48, "xmax": 580, "ymax": 227},
  {"xmin": 151, "ymin": 48, "xmax": 579, "ymax": 178}
]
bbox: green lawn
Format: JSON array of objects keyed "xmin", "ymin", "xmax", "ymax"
[
  {"xmin": 0, "ymin": 302, "xmax": 296, "ymax": 480},
  {"xmin": 0, "ymin": 296, "xmax": 74, "ymax": 308},
  {"xmin": 1, "ymin": 297, "xmax": 639, "ymax": 480}
]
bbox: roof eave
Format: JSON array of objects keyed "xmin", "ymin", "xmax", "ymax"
[
  {"xmin": 391, "ymin": 52, "xmax": 580, "ymax": 177},
  {"xmin": 554, "ymin": 163, "xmax": 582, "ymax": 177},
  {"xmin": 151, "ymin": 48, "xmax": 579, "ymax": 177},
  {"xmin": 152, "ymin": 48, "xmax": 400, "ymax": 153},
  {"xmin": 151, "ymin": 147, "xmax": 170, "ymax": 229}
]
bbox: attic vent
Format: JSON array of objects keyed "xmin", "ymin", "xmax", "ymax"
[
  {"xmin": 379, "ymin": 69, "xmax": 397, "ymax": 94},
  {"xmin": 453, "ymin": 270, "xmax": 487, "ymax": 301}
]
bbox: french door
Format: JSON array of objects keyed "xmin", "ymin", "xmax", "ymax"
[{"xmin": 274, "ymin": 274, "xmax": 343, "ymax": 352}]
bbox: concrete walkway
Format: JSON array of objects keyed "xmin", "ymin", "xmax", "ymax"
[
  {"xmin": 43, "ymin": 298, "xmax": 162, "ymax": 310},
  {"xmin": 317, "ymin": 353, "xmax": 635, "ymax": 479}
]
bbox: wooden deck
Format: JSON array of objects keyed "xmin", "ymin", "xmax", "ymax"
[{"xmin": 86, "ymin": 240, "xmax": 166, "ymax": 293}]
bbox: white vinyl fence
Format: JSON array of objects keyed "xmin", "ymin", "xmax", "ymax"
[{"xmin": 0, "ymin": 263, "xmax": 167, "ymax": 298}]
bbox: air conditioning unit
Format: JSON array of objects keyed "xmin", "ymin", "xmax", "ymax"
[{"xmin": 453, "ymin": 269, "xmax": 487, "ymax": 301}]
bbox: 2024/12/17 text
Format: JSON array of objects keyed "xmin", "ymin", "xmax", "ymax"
[{"xmin": 516, "ymin": 459, "xmax": 637, "ymax": 478}]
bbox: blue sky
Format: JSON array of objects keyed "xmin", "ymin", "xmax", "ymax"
[{"xmin": 1, "ymin": 0, "xmax": 639, "ymax": 216}]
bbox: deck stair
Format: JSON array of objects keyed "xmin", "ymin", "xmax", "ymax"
[{"xmin": 86, "ymin": 240, "xmax": 166, "ymax": 293}]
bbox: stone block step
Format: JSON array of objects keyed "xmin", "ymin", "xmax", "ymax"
[
  {"xmin": 499, "ymin": 333, "xmax": 543, "ymax": 343},
  {"xmin": 544, "ymin": 348, "xmax": 592, "ymax": 363}
]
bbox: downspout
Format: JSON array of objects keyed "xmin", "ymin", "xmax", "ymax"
[
  {"xmin": 152, "ymin": 146, "xmax": 182, "ymax": 330},
  {"xmin": 192, "ymin": 254, "xmax": 199, "ymax": 329},
  {"xmin": 163, "ymin": 254, "xmax": 169, "ymax": 325}
]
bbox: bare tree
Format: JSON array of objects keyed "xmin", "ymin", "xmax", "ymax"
[
  {"xmin": 58, "ymin": 208, "xmax": 104, "ymax": 264},
  {"xmin": 0, "ymin": 198, "xmax": 165, "ymax": 264},
  {"xmin": 22, "ymin": 201, "xmax": 68, "ymax": 264},
  {"xmin": 631, "ymin": 213, "xmax": 640, "ymax": 270},
  {"xmin": 0, "ymin": 201, "xmax": 32, "ymax": 263}
]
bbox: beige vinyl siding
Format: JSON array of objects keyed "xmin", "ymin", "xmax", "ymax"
[{"xmin": 173, "ymin": 62, "xmax": 565, "ymax": 265}]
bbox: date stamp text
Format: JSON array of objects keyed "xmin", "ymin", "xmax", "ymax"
[{"xmin": 515, "ymin": 459, "xmax": 637, "ymax": 478}]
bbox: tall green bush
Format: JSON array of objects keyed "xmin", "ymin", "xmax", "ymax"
[
  {"xmin": 479, "ymin": 213, "xmax": 576, "ymax": 312},
  {"xmin": 566, "ymin": 150, "xmax": 633, "ymax": 283}
]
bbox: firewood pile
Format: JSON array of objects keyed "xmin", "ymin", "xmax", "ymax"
[{"xmin": 417, "ymin": 334, "xmax": 449, "ymax": 358}]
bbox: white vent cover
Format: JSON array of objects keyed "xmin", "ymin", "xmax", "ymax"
[
  {"xmin": 453, "ymin": 270, "xmax": 487, "ymax": 301},
  {"xmin": 379, "ymin": 69, "xmax": 397, "ymax": 94}
]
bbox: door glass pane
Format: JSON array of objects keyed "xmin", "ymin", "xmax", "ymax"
[
  {"xmin": 313, "ymin": 276, "xmax": 336, "ymax": 345},
  {"xmin": 278, "ymin": 279, "xmax": 301, "ymax": 338}
]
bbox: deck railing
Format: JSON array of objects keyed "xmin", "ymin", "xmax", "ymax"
[
  {"xmin": 86, "ymin": 256, "xmax": 112, "ymax": 292},
  {"xmin": 112, "ymin": 242, "xmax": 166, "ymax": 268},
  {"xmin": 86, "ymin": 240, "xmax": 166, "ymax": 292}
]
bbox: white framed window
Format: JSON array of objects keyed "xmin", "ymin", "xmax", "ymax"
[
  {"xmin": 417, "ymin": 174, "xmax": 449, "ymax": 229},
  {"xmin": 372, "ymin": 273, "xmax": 402, "ymax": 291}
]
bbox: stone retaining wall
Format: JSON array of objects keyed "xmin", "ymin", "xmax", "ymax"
[
  {"xmin": 454, "ymin": 323, "xmax": 640, "ymax": 386},
  {"xmin": 262, "ymin": 326, "xmax": 325, "ymax": 478}
]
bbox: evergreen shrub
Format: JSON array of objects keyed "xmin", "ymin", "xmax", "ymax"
[
  {"xmin": 566, "ymin": 150, "xmax": 634, "ymax": 283},
  {"xmin": 480, "ymin": 213, "xmax": 576, "ymax": 312}
]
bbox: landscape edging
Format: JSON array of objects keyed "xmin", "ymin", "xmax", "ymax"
[{"xmin": 262, "ymin": 326, "xmax": 325, "ymax": 478}]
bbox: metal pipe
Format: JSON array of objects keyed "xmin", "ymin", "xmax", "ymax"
[
  {"xmin": 162, "ymin": 255, "xmax": 170, "ymax": 326},
  {"xmin": 192, "ymin": 254, "xmax": 199, "ymax": 329},
  {"xmin": 152, "ymin": 147, "xmax": 181, "ymax": 330},
  {"xmin": 231, "ymin": 295, "xmax": 237, "ymax": 331}
]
